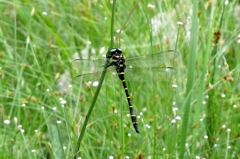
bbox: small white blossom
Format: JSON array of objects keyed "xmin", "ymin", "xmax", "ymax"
[
  {"xmin": 60, "ymin": 100, "xmax": 67, "ymax": 105},
  {"xmin": 147, "ymin": 4, "xmax": 155, "ymax": 8},
  {"xmin": 177, "ymin": 21, "xmax": 183, "ymax": 25},
  {"xmin": 176, "ymin": 116, "xmax": 181, "ymax": 120},
  {"xmin": 173, "ymin": 107, "xmax": 178, "ymax": 110},
  {"xmin": 145, "ymin": 124, "xmax": 151, "ymax": 129},
  {"xmin": 142, "ymin": 107, "xmax": 147, "ymax": 112},
  {"xmin": 92, "ymin": 81, "xmax": 99, "ymax": 87},
  {"xmin": 171, "ymin": 119, "xmax": 176, "ymax": 123},
  {"xmin": 4, "ymin": 120, "xmax": 10, "ymax": 124}
]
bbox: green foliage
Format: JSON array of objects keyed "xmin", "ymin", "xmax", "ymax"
[{"xmin": 0, "ymin": 0, "xmax": 239, "ymax": 159}]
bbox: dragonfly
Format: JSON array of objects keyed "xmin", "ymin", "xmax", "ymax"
[{"xmin": 72, "ymin": 48, "xmax": 178, "ymax": 133}]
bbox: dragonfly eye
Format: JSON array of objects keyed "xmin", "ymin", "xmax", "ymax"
[
  {"xmin": 110, "ymin": 48, "xmax": 117, "ymax": 53},
  {"xmin": 110, "ymin": 48, "xmax": 122, "ymax": 54},
  {"xmin": 107, "ymin": 48, "xmax": 122, "ymax": 58}
]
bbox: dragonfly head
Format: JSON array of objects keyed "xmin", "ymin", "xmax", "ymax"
[{"xmin": 106, "ymin": 48, "xmax": 122, "ymax": 58}]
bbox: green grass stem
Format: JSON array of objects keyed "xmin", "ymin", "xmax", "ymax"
[
  {"xmin": 179, "ymin": 1, "xmax": 198, "ymax": 158},
  {"xmin": 73, "ymin": 1, "xmax": 116, "ymax": 158}
]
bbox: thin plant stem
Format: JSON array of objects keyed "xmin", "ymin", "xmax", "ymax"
[
  {"xmin": 114, "ymin": 0, "xmax": 140, "ymax": 41},
  {"xmin": 73, "ymin": 0, "xmax": 116, "ymax": 158},
  {"xmin": 179, "ymin": 0, "xmax": 198, "ymax": 158}
]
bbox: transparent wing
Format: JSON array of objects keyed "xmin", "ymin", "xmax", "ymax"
[
  {"xmin": 73, "ymin": 66, "xmax": 176, "ymax": 86},
  {"xmin": 125, "ymin": 50, "xmax": 178, "ymax": 69},
  {"xmin": 124, "ymin": 66, "xmax": 177, "ymax": 82},
  {"xmin": 71, "ymin": 58, "xmax": 107, "ymax": 75},
  {"xmin": 72, "ymin": 50, "xmax": 178, "ymax": 84}
]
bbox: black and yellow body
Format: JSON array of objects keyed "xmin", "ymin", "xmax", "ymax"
[{"xmin": 107, "ymin": 48, "xmax": 140, "ymax": 133}]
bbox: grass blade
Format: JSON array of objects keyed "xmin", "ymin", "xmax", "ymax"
[
  {"xmin": 73, "ymin": 1, "xmax": 116, "ymax": 158},
  {"xmin": 179, "ymin": 1, "xmax": 198, "ymax": 158}
]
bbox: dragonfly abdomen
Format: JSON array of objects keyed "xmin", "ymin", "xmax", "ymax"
[
  {"xmin": 108, "ymin": 48, "xmax": 140, "ymax": 133},
  {"xmin": 119, "ymin": 74, "xmax": 140, "ymax": 133}
]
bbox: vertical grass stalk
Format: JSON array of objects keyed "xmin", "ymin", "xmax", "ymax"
[
  {"xmin": 206, "ymin": 1, "xmax": 226, "ymax": 150},
  {"xmin": 179, "ymin": 1, "xmax": 198, "ymax": 158},
  {"xmin": 73, "ymin": 0, "xmax": 116, "ymax": 158},
  {"xmin": 192, "ymin": 0, "xmax": 216, "ymax": 154}
]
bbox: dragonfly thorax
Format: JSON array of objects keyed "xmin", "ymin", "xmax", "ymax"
[{"xmin": 108, "ymin": 48, "xmax": 126, "ymax": 73}]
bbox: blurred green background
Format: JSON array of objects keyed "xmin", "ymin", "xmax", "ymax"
[{"xmin": 0, "ymin": 0, "xmax": 239, "ymax": 159}]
